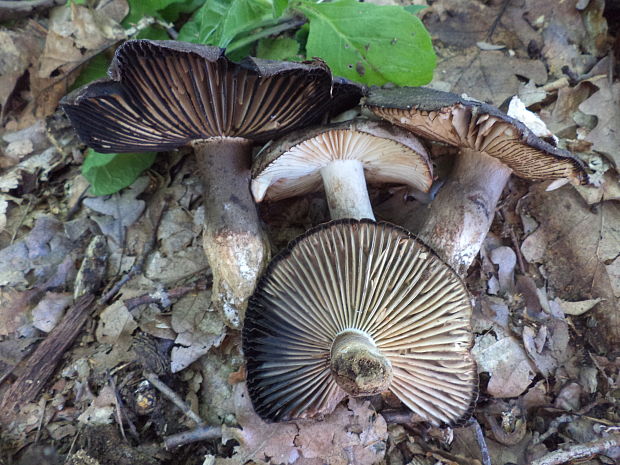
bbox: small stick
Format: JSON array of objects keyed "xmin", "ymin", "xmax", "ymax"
[
  {"xmin": 530, "ymin": 433, "xmax": 620, "ymax": 465},
  {"xmin": 123, "ymin": 279, "xmax": 210, "ymax": 311},
  {"xmin": 163, "ymin": 425, "xmax": 223, "ymax": 449},
  {"xmin": 469, "ymin": 418, "xmax": 492, "ymax": 465},
  {"xmin": 143, "ymin": 371, "xmax": 204, "ymax": 427},
  {"xmin": 509, "ymin": 227, "xmax": 527, "ymax": 275}
]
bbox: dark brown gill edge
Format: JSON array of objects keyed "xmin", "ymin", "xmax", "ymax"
[
  {"xmin": 416, "ymin": 148, "xmax": 512, "ymax": 277},
  {"xmin": 193, "ymin": 138, "xmax": 270, "ymax": 329}
]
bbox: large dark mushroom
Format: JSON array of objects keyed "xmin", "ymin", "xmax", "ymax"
[
  {"xmin": 251, "ymin": 119, "xmax": 433, "ymax": 220},
  {"xmin": 364, "ymin": 87, "xmax": 589, "ymax": 275},
  {"xmin": 243, "ymin": 219, "xmax": 477, "ymax": 426},
  {"xmin": 62, "ymin": 39, "xmax": 362, "ymax": 327}
]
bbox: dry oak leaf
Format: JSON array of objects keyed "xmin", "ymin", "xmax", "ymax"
[
  {"xmin": 432, "ymin": 50, "xmax": 547, "ymax": 106},
  {"xmin": 579, "ymin": 76, "xmax": 620, "ymax": 168},
  {"xmin": 522, "ymin": 184, "xmax": 620, "ymax": 347}
]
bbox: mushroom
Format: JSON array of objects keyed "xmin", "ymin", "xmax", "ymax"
[
  {"xmin": 61, "ymin": 39, "xmax": 362, "ymax": 328},
  {"xmin": 243, "ymin": 219, "xmax": 477, "ymax": 425},
  {"xmin": 251, "ymin": 119, "xmax": 433, "ymax": 220},
  {"xmin": 364, "ymin": 86, "xmax": 589, "ymax": 275}
]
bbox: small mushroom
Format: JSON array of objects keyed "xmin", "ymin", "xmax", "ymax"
[
  {"xmin": 62, "ymin": 40, "xmax": 361, "ymax": 328},
  {"xmin": 251, "ymin": 119, "xmax": 433, "ymax": 220},
  {"xmin": 243, "ymin": 219, "xmax": 477, "ymax": 425},
  {"xmin": 364, "ymin": 87, "xmax": 588, "ymax": 275}
]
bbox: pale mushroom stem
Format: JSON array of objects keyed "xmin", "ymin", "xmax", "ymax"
[
  {"xmin": 320, "ymin": 160, "xmax": 375, "ymax": 220},
  {"xmin": 416, "ymin": 148, "xmax": 512, "ymax": 276},
  {"xmin": 330, "ymin": 329, "xmax": 393, "ymax": 396},
  {"xmin": 193, "ymin": 139, "xmax": 269, "ymax": 328}
]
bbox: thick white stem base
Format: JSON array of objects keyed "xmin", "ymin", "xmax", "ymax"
[
  {"xmin": 320, "ymin": 160, "xmax": 375, "ymax": 220},
  {"xmin": 417, "ymin": 149, "xmax": 512, "ymax": 276}
]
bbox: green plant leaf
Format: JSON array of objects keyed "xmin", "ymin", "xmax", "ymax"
[
  {"xmin": 71, "ymin": 54, "xmax": 110, "ymax": 91},
  {"xmin": 160, "ymin": 0, "xmax": 204, "ymax": 22},
  {"xmin": 82, "ymin": 150, "xmax": 157, "ymax": 196},
  {"xmin": 403, "ymin": 5, "xmax": 427, "ymax": 15},
  {"xmin": 257, "ymin": 36, "xmax": 299, "ymax": 60},
  {"xmin": 123, "ymin": 0, "xmax": 187, "ymax": 26},
  {"xmin": 178, "ymin": 0, "xmax": 273, "ymax": 48},
  {"xmin": 294, "ymin": 0, "xmax": 436, "ymax": 86},
  {"xmin": 273, "ymin": 0, "xmax": 288, "ymax": 17}
]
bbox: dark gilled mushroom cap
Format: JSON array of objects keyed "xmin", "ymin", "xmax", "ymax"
[
  {"xmin": 364, "ymin": 87, "xmax": 588, "ymax": 184},
  {"xmin": 243, "ymin": 219, "xmax": 476, "ymax": 425},
  {"xmin": 61, "ymin": 40, "xmax": 361, "ymax": 329},
  {"xmin": 61, "ymin": 39, "xmax": 343, "ymax": 152}
]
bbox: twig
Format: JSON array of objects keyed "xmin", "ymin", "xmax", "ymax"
[
  {"xmin": 143, "ymin": 371, "xmax": 205, "ymax": 427},
  {"xmin": 509, "ymin": 227, "xmax": 526, "ymax": 275},
  {"xmin": 163, "ymin": 425, "xmax": 223, "ymax": 449},
  {"xmin": 530, "ymin": 433, "xmax": 620, "ymax": 465},
  {"xmin": 469, "ymin": 418, "xmax": 492, "ymax": 465},
  {"xmin": 486, "ymin": 0, "xmax": 511, "ymax": 41},
  {"xmin": 123, "ymin": 279, "xmax": 211, "ymax": 311}
]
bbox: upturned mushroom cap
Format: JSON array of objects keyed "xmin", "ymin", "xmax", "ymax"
[
  {"xmin": 61, "ymin": 39, "xmax": 348, "ymax": 152},
  {"xmin": 251, "ymin": 119, "xmax": 433, "ymax": 202},
  {"xmin": 243, "ymin": 219, "xmax": 477, "ymax": 425},
  {"xmin": 365, "ymin": 87, "xmax": 588, "ymax": 184}
]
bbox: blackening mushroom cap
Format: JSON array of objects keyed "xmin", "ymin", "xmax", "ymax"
[
  {"xmin": 243, "ymin": 219, "xmax": 477, "ymax": 425},
  {"xmin": 251, "ymin": 119, "xmax": 433, "ymax": 202},
  {"xmin": 365, "ymin": 87, "xmax": 588, "ymax": 184},
  {"xmin": 61, "ymin": 40, "xmax": 348, "ymax": 153}
]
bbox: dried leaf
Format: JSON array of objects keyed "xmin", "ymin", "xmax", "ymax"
[
  {"xmin": 83, "ymin": 177, "xmax": 149, "ymax": 244},
  {"xmin": 96, "ymin": 301, "xmax": 137, "ymax": 344},
  {"xmin": 472, "ymin": 333, "xmax": 535, "ymax": 398},
  {"xmin": 219, "ymin": 384, "xmax": 387, "ymax": 465},
  {"xmin": 170, "ymin": 292, "xmax": 225, "ymax": 373},
  {"xmin": 432, "ymin": 50, "xmax": 547, "ymax": 105},
  {"xmin": 31, "ymin": 292, "xmax": 73, "ymax": 333},
  {"xmin": 523, "ymin": 184, "xmax": 620, "ymax": 346},
  {"xmin": 579, "ymin": 76, "xmax": 620, "ymax": 168}
]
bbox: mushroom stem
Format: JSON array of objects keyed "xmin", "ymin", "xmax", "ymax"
[
  {"xmin": 416, "ymin": 148, "xmax": 512, "ymax": 276},
  {"xmin": 330, "ymin": 329, "xmax": 392, "ymax": 396},
  {"xmin": 193, "ymin": 138, "xmax": 269, "ymax": 328},
  {"xmin": 320, "ymin": 160, "xmax": 375, "ymax": 220}
]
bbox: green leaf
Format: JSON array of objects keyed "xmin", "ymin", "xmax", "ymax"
[
  {"xmin": 403, "ymin": 5, "xmax": 427, "ymax": 15},
  {"xmin": 160, "ymin": 0, "xmax": 204, "ymax": 22},
  {"xmin": 257, "ymin": 36, "xmax": 299, "ymax": 61},
  {"xmin": 178, "ymin": 0, "xmax": 273, "ymax": 48},
  {"xmin": 123, "ymin": 0, "xmax": 187, "ymax": 26},
  {"xmin": 295, "ymin": 0, "xmax": 436, "ymax": 86},
  {"xmin": 134, "ymin": 25, "xmax": 171, "ymax": 40},
  {"xmin": 82, "ymin": 150, "xmax": 157, "ymax": 196},
  {"xmin": 273, "ymin": 0, "xmax": 288, "ymax": 17},
  {"xmin": 71, "ymin": 54, "xmax": 109, "ymax": 91}
]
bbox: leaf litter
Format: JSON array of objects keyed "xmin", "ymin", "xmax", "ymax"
[{"xmin": 1, "ymin": 1, "xmax": 620, "ymax": 464}]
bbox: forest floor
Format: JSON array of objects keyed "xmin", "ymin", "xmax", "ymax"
[{"xmin": 0, "ymin": 1, "xmax": 619, "ymax": 464}]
